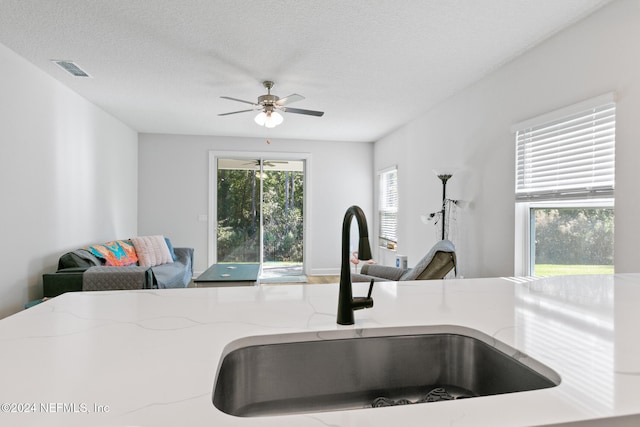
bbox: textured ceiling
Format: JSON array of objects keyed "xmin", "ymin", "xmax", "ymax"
[{"xmin": 0, "ymin": 0, "xmax": 611, "ymax": 142}]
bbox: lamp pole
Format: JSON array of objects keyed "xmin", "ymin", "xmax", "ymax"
[{"xmin": 437, "ymin": 174, "xmax": 452, "ymax": 240}]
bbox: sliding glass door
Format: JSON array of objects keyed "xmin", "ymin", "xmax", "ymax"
[
  {"xmin": 215, "ymin": 157, "xmax": 305, "ymax": 281},
  {"xmin": 261, "ymin": 159, "xmax": 304, "ymax": 280},
  {"xmin": 216, "ymin": 159, "xmax": 261, "ymax": 263}
]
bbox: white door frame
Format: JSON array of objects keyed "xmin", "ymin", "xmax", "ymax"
[{"xmin": 208, "ymin": 150, "xmax": 312, "ymax": 273}]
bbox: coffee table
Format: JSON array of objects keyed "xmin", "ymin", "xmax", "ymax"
[{"xmin": 193, "ymin": 263, "xmax": 260, "ymax": 287}]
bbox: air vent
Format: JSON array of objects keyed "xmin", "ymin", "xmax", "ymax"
[{"xmin": 51, "ymin": 60, "xmax": 91, "ymax": 78}]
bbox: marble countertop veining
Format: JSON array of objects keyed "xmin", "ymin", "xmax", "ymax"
[{"xmin": 2, "ymin": 274, "xmax": 640, "ymax": 426}]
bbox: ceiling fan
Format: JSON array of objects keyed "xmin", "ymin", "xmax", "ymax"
[
  {"xmin": 219, "ymin": 81, "xmax": 324, "ymax": 128},
  {"xmin": 242, "ymin": 159, "xmax": 288, "ymax": 168}
]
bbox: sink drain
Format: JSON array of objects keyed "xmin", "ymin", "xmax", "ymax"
[{"xmin": 372, "ymin": 387, "xmax": 465, "ymax": 407}]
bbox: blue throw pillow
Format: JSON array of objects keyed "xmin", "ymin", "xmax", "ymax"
[{"xmin": 164, "ymin": 237, "xmax": 177, "ymax": 261}]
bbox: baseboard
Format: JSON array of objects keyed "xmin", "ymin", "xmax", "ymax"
[{"xmin": 308, "ymin": 268, "xmax": 340, "ymax": 276}]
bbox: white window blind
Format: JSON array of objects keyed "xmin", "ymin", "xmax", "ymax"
[
  {"xmin": 515, "ymin": 97, "xmax": 615, "ymax": 201},
  {"xmin": 379, "ymin": 168, "xmax": 398, "ymax": 245}
]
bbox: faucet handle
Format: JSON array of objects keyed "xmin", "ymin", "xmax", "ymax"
[
  {"xmin": 367, "ymin": 279, "xmax": 374, "ymax": 298},
  {"xmin": 352, "ymin": 280, "xmax": 375, "ymax": 311},
  {"xmin": 352, "ymin": 296, "xmax": 374, "ymax": 311}
]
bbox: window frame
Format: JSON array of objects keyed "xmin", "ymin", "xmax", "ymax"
[
  {"xmin": 516, "ymin": 198, "xmax": 614, "ymax": 276},
  {"xmin": 513, "ymin": 93, "xmax": 616, "ymax": 276},
  {"xmin": 378, "ymin": 166, "xmax": 398, "ymax": 250}
]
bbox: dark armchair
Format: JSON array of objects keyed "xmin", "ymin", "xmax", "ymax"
[{"xmin": 352, "ymin": 239, "xmax": 456, "ymax": 282}]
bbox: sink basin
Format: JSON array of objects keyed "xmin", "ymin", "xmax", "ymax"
[{"xmin": 212, "ymin": 325, "xmax": 560, "ymax": 417}]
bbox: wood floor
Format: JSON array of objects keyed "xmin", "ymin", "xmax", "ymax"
[{"xmin": 305, "ymin": 275, "xmax": 340, "ymax": 284}]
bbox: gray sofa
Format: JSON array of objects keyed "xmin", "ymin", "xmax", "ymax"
[{"xmin": 43, "ymin": 242, "xmax": 193, "ymax": 297}]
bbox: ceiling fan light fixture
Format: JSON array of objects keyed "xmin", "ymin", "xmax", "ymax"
[
  {"xmin": 221, "ymin": 81, "xmax": 323, "ymax": 124},
  {"xmin": 254, "ymin": 111, "xmax": 267, "ymax": 126},
  {"xmin": 255, "ymin": 110, "xmax": 283, "ymax": 128}
]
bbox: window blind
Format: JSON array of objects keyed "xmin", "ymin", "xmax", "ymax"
[
  {"xmin": 515, "ymin": 100, "xmax": 615, "ymax": 201},
  {"xmin": 379, "ymin": 168, "xmax": 398, "ymax": 244}
]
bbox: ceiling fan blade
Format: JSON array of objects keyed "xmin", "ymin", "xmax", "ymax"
[
  {"xmin": 276, "ymin": 94, "xmax": 304, "ymax": 106},
  {"xmin": 220, "ymin": 96, "xmax": 258, "ymax": 106},
  {"xmin": 281, "ymin": 107, "xmax": 324, "ymax": 117},
  {"xmin": 218, "ymin": 109, "xmax": 256, "ymax": 116}
]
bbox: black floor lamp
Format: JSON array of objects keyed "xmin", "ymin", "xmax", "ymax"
[
  {"xmin": 436, "ymin": 173, "xmax": 452, "ymax": 240},
  {"xmin": 422, "ymin": 171, "xmax": 460, "ymax": 240}
]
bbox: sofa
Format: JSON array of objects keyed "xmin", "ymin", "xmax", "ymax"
[{"xmin": 43, "ymin": 236, "xmax": 194, "ymax": 297}]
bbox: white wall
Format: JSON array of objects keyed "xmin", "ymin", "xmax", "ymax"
[
  {"xmin": 0, "ymin": 43, "xmax": 138, "ymax": 318},
  {"xmin": 138, "ymin": 134, "xmax": 373, "ymax": 275},
  {"xmin": 3, "ymin": 1, "xmax": 633, "ymax": 320},
  {"xmin": 374, "ymin": 0, "xmax": 640, "ymax": 277}
]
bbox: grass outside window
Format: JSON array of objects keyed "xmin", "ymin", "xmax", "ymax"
[{"xmin": 534, "ymin": 264, "xmax": 614, "ymax": 276}]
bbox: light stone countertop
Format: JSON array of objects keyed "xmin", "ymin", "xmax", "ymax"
[{"xmin": 2, "ymin": 274, "xmax": 640, "ymax": 426}]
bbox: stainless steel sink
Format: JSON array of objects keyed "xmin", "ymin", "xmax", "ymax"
[{"xmin": 212, "ymin": 325, "xmax": 560, "ymax": 417}]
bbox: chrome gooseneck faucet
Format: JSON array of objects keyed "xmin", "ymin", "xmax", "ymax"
[{"xmin": 337, "ymin": 205, "xmax": 374, "ymax": 325}]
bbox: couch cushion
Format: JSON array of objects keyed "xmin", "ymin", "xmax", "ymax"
[
  {"xmin": 58, "ymin": 250, "xmax": 102, "ymax": 269},
  {"xmin": 164, "ymin": 237, "xmax": 177, "ymax": 261},
  {"xmin": 131, "ymin": 235, "xmax": 173, "ymax": 267},
  {"xmin": 85, "ymin": 240, "xmax": 139, "ymax": 266},
  {"xmin": 360, "ymin": 264, "xmax": 407, "ymax": 281}
]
